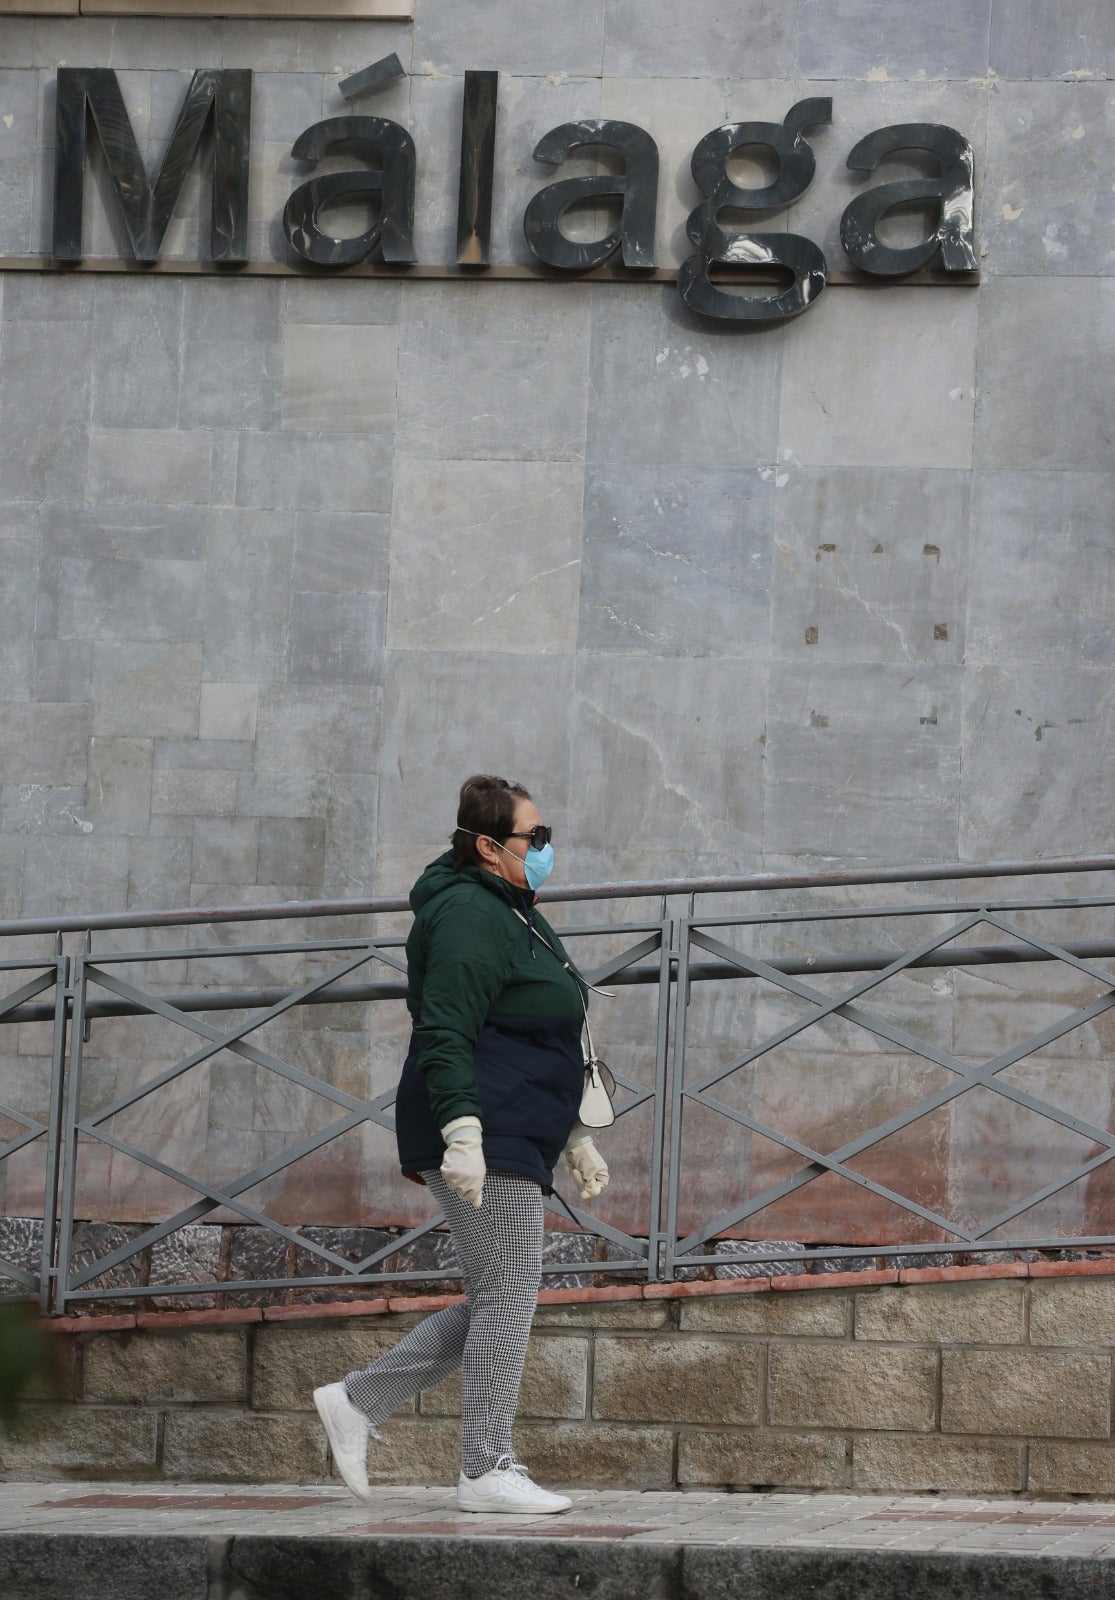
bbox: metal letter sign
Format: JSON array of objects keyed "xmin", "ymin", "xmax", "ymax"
[
  {"xmin": 840, "ymin": 123, "xmax": 977, "ymax": 275},
  {"xmin": 678, "ymin": 99, "xmax": 832, "ymax": 323},
  {"xmin": 41, "ymin": 65, "xmax": 976, "ymax": 328},
  {"xmin": 53, "ymin": 68, "xmax": 250, "ymax": 263},
  {"xmin": 284, "ymin": 116, "xmax": 416, "ymax": 265},
  {"xmin": 524, "ymin": 121, "xmax": 659, "ymax": 271},
  {"xmin": 457, "ymin": 70, "xmax": 499, "ymax": 266}
]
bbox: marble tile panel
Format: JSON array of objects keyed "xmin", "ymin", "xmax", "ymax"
[
  {"xmin": 967, "ymin": 471, "xmax": 1114, "ymax": 667},
  {"xmin": 990, "ymin": 0, "xmax": 1114, "ymax": 80},
  {"xmin": 104, "ymin": 16, "xmax": 225, "ymax": 72},
  {"xmin": 0, "ymin": 155, "xmax": 32, "ymax": 254},
  {"xmin": 182, "ymin": 276, "xmax": 283, "ymax": 346},
  {"xmin": 19, "ymin": 831, "xmax": 129, "ymax": 918},
  {"xmin": 412, "ymin": 0, "xmax": 605, "ymax": 78},
  {"xmin": 974, "ymin": 278, "xmax": 1113, "ymax": 470},
  {"xmin": 288, "ymin": 590, "xmax": 386, "ymax": 685},
  {"xmin": 0, "ymin": 69, "xmax": 41, "ymax": 161},
  {"xmin": 201, "ymin": 511, "xmax": 294, "ymax": 684},
  {"xmin": 603, "ymin": 0, "xmax": 794, "ymax": 79},
  {"xmin": 235, "ymin": 429, "xmax": 393, "ymax": 512},
  {"xmin": 770, "ymin": 468, "xmax": 971, "ymax": 664},
  {"xmin": 0, "ymin": 700, "xmax": 89, "ymax": 784},
  {"xmin": 151, "ymin": 768, "xmax": 238, "ymax": 817},
  {"xmin": 0, "ymin": 782, "xmax": 87, "ymax": 835},
  {"xmin": 797, "ymin": 0, "xmax": 991, "ymax": 80},
  {"xmin": 0, "ymin": 318, "xmax": 90, "ymax": 503},
  {"xmin": 983, "ymin": 81, "xmax": 1114, "ymax": 276},
  {"xmin": 577, "ymin": 464, "xmax": 775, "ymax": 657},
  {"xmin": 209, "ymin": 430, "xmax": 239, "ymax": 507},
  {"xmin": 219, "ymin": 19, "xmax": 415, "ymax": 76},
  {"xmin": 282, "ymin": 275, "xmax": 401, "ymax": 327},
  {"xmin": 292, "ymin": 511, "xmax": 389, "ymax": 595},
  {"xmin": 180, "ymin": 338, "xmax": 282, "ymax": 432},
  {"xmin": 586, "ymin": 282, "xmax": 782, "ymax": 469},
  {"xmin": 323, "ymin": 770, "xmax": 377, "ymax": 896},
  {"xmin": 376, "ymin": 651, "xmax": 574, "ymax": 893},
  {"xmin": 199, "ymin": 681, "xmax": 259, "ymax": 742},
  {"xmin": 407, "ymin": 70, "xmax": 602, "ymax": 271},
  {"xmin": 85, "ymin": 735, "xmax": 154, "ymax": 836},
  {"xmin": 253, "ymin": 684, "xmax": 381, "ymax": 776},
  {"xmin": 0, "ymin": 835, "xmax": 24, "ymax": 919},
  {"xmin": 54, "ymin": 556, "xmax": 203, "ymax": 643},
  {"xmin": 88, "ymin": 428, "xmax": 213, "ymax": 507},
  {"xmin": 250, "ymin": 70, "xmax": 328, "ymax": 143},
  {"xmin": 281, "ymin": 322, "xmax": 398, "ymax": 434},
  {"xmin": 257, "ymin": 816, "xmax": 326, "ymax": 888},
  {"xmin": 0, "ymin": 272, "xmax": 93, "ymax": 322},
  {"xmin": 192, "ymin": 816, "xmax": 260, "ymax": 885},
  {"xmin": 397, "ymin": 280, "xmax": 592, "ymax": 462},
  {"xmin": 763, "ymin": 660, "xmax": 963, "ymax": 860},
  {"xmin": 39, "ymin": 503, "xmax": 207, "ymax": 562},
  {"xmin": 235, "ymin": 772, "xmax": 330, "ymax": 820},
  {"xmin": 90, "ymin": 640, "xmax": 202, "ymax": 739},
  {"xmin": 31, "ymin": 638, "xmax": 92, "ymax": 703},
  {"xmin": 387, "ymin": 457, "xmax": 583, "ymax": 654},
  {"xmin": 779, "ymin": 285, "xmax": 977, "ymax": 469},
  {"xmin": 0, "ymin": 21, "xmax": 34, "ymax": 69},
  {"xmin": 125, "ymin": 832, "xmax": 191, "ymax": 908},
  {"xmin": 91, "ymin": 272, "xmax": 183, "ymax": 431},
  {"xmin": 959, "ymin": 666, "xmax": 1115, "ymax": 861},
  {"xmin": 0, "ymin": 534, "xmax": 36, "ymax": 700},
  {"xmin": 571, "ymin": 654, "xmax": 766, "ymax": 856},
  {"xmin": 153, "ymin": 737, "xmax": 253, "ymax": 772}
]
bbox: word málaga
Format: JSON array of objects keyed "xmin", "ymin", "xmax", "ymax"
[{"xmin": 50, "ymin": 67, "xmax": 977, "ymax": 326}]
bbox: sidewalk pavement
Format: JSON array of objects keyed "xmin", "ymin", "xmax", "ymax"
[{"xmin": 2, "ymin": 1480, "xmax": 1115, "ymax": 1598}]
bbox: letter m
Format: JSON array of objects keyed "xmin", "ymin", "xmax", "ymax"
[{"xmin": 53, "ymin": 68, "xmax": 251, "ymax": 263}]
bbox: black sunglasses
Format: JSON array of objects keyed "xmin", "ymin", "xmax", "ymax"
[{"xmin": 503, "ymin": 825, "xmax": 553, "ymax": 851}]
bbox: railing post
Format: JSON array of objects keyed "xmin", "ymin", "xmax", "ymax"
[
  {"xmin": 39, "ymin": 938, "xmax": 69, "ymax": 1315},
  {"xmin": 662, "ymin": 914, "xmax": 693, "ymax": 1283},
  {"xmin": 54, "ymin": 933, "xmax": 90, "ymax": 1317},
  {"xmin": 645, "ymin": 912, "xmax": 675, "ymax": 1283}
]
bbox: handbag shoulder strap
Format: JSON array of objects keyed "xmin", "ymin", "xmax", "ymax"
[{"xmin": 510, "ymin": 908, "xmax": 611, "ymax": 1061}]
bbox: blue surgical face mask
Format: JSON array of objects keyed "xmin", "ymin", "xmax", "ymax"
[{"xmin": 522, "ymin": 841, "xmax": 554, "ymax": 893}]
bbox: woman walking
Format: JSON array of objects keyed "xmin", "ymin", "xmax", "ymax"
[{"xmin": 314, "ymin": 774, "xmax": 609, "ymax": 1513}]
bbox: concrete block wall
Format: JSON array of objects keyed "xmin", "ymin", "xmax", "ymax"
[
  {"xmin": 0, "ymin": 1, "xmax": 1112, "ymax": 1239},
  {"xmin": 9, "ymin": 1264, "xmax": 1115, "ymax": 1497}
]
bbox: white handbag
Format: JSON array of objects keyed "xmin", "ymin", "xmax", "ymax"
[{"xmin": 513, "ymin": 910, "xmax": 616, "ymax": 1128}]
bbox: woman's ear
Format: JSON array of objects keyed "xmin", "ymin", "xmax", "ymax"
[{"xmin": 474, "ymin": 834, "xmax": 502, "ymax": 874}]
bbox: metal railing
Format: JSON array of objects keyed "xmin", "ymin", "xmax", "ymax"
[{"xmin": 1, "ymin": 855, "xmax": 1114, "ymax": 1313}]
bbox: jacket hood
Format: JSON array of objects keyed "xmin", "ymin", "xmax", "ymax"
[{"xmin": 409, "ymin": 851, "xmax": 532, "ymax": 916}]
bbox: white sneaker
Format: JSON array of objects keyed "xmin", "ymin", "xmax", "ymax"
[
  {"xmin": 456, "ymin": 1456, "xmax": 572, "ymax": 1515},
  {"xmin": 313, "ymin": 1382, "xmax": 371, "ymax": 1500}
]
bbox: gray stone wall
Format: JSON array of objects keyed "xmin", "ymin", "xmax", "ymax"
[
  {"xmin": 0, "ymin": 2, "xmax": 1111, "ymax": 1235},
  {"xmin": 13, "ymin": 1270, "xmax": 1115, "ymax": 1496}
]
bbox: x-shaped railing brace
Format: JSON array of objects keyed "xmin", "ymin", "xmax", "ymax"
[{"xmin": 675, "ymin": 910, "xmax": 1115, "ymax": 1258}]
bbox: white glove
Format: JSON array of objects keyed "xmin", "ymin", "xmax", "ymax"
[
  {"xmin": 565, "ymin": 1133, "xmax": 609, "ymax": 1200},
  {"xmin": 440, "ymin": 1121, "xmax": 485, "ymax": 1208}
]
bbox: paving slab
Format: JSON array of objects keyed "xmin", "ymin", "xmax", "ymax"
[{"xmin": 2, "ymin": 1482, "xmax": 1115, "ymax": 1598}]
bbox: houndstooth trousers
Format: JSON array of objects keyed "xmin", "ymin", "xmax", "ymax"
[{"xmin": 343, "ymin": 1168, "xmax": 543, "ymax": 1480}]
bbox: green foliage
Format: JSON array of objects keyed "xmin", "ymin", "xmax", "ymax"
[{"xmin": 0, "ymin": 1301, "xmax": 55, "ymax": 1431}]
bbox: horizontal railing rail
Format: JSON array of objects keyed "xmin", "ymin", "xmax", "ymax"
[{"xmin": 0, "ymin": 856, "xmax": 1112, "ymax": 1312}]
